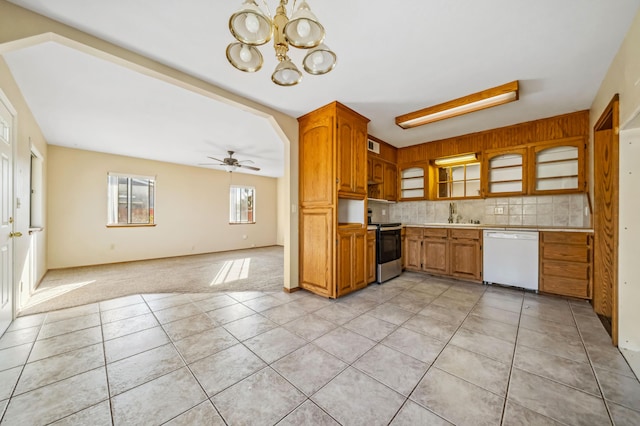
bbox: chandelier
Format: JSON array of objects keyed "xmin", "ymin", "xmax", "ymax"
[{"xmin": 226, "ymin": 0, "xmax": 337, "ymax": 86}]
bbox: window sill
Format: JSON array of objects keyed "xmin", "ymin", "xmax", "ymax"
[
  {"xmin": 229, "ymin": 222, "xmax": 256, "ymax": 225},
  {"xmin": 106, "ymin": 224, "xmax": 157, "ymax": 228}
]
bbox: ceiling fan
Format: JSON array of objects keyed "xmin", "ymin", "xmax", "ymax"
[{"xmin": 200, "ymin": 150, "xmax": 261, "ymax": 172}]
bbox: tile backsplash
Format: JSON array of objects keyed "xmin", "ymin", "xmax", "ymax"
[{"xmin": 376, "ymin": 193, "xmax": 590, "ymax": 228}]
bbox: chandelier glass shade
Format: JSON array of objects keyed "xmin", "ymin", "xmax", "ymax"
[{"xmin": 226, "ymin": 0, "xmax": 336, "ymax": 86}]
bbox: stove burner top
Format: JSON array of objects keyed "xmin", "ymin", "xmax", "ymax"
[{"xmin": 371, "ymin": 222, "xmax": 402, "ymax": 228}]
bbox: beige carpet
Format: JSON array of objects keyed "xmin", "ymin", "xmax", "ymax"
[{"xmin": 20, "ymin": 246, "xmax": 284, "ymax": 316}]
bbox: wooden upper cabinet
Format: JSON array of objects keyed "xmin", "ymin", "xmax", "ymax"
[
  {"xmin": 299, "ymin": 102, "xmax": 369, "ymax": 204},
  {"xmin": 483, "ymin": 148, "xmax": 528, "ymax": 197},
  {"xmin": 371, "ymin": 159, "xmax": 384, "ymax": 183},
  {"xmin": 337, "ymin": 119, "xmax": 354, "ymax": 195},
  {"xmin": 529, "ymin": 137, "xmax": 586, "ymax": 194},
  {"xmin": 399, "ymin": 164, "xmax": 428, "ymax": 200},
  {"xmin": 336, "ymin": 106, "xmax": 369, "ymax": 198},
  {"xmin": 299, "ymin": 111, "xmax": 335, "ymax": 207},
  {"xmin": 383, "ymin": 163, "xmax": 397, "ymax": 201}
]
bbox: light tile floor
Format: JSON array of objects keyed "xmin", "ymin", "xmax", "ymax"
[{"xmin": 1, "ymin": 273, "xmax": 639, "ymax": 425}]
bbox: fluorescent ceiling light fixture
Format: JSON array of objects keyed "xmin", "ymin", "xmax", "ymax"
[
  {"xmin": 434, "ymin": 153, "xmax": 477, "ymax": 166},
  {"xmin": 396, "ymin": 81, "xmax": 519, "ymax": 129}
]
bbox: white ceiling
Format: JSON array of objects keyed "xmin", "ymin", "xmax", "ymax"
[{"xmin": 4, "ymin": 0, "xmax": 640, "ymax": 175}]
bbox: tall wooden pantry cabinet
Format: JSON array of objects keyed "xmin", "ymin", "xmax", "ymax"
[{"xmin": 298, "ymin": 102, "xmax": 370, "ymax": 298}]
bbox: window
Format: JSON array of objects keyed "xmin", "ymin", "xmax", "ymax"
[
  {"xmin": 229, "ymin": 185, "xmax": 255, "ymax": 224},
  {"xmin": 437, "ymin": 162, "xmax": 481, "ymax": 199},
  {"xmin": 107, "ymin": 173, "xmax": 155, "ymax": 226}
]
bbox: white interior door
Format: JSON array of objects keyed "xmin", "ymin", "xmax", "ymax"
[{"xmin": 0, "ymin": 96, "xmax": 14, "ymax": 336}]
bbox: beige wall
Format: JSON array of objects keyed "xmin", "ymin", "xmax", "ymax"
[
  {"xmin": 590, "ymin": 8, "xmax": 640, "ymax": 351},
  {"xmin": 47, "ymin": 146, "xmax": 278, "ymax": 268},
  {"xmin": 0, "ymin": 56, "xmax": 48, "ymax": 308},
  {"xmin": 276, "ymin": 177, "xmax": 286, "ymax": 246},
  {"xmin": 0, "ymin": 0, "xmax": 299, "ymax": 289}
]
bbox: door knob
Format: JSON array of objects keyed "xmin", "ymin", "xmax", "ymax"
[{"xmin": 9, "ymin": 232, "xmax": 22, "ymax": 238}]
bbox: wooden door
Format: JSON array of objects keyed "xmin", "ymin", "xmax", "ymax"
[
  {"xmin": 353, "ymin": 230, "xmax": 367, "ymax": 290},
  {"xmin": 353, "ymin": 124, "xmax": 368, "ymax": 196},
  {"xmin": 405, "ymin": 236, "xmax": 422, "ymax": 270},
  {"xmin": 383, "ymin": 163, "xmax": 397, "ymax": 201},
  {"xmin": 0, "ymin": 96, "xmax": 15, "ymax": 335},
  {"xmin": 367, "ymin": 231, "xmax": 376, "ymax": 283},
  {"xmin": 450, "ymin": 240, "xmax": 481, "ymax": 281},
  {"xmin": 372, "ymin": 159, "xmax": 384, "ymax": 183},
  {"xmin": 422, "ymin": 238, "xmax": 449, "ymax": 275},
  {"xmin": 594, "ymin": 128, "xmax": 618, "ymax": 341},
  {"xmin": 299, "ymin": 112, "xmax": 335, "ymax": 207},
  {"xmin": 300, "ymin": 208, "xmax": 335, "ymax": 298},
  {"xmin": 336, "ymin": 230, "xmax": 352, "ymax": 296},
  {"xmin": 337, "ymin": 116, "xmax": 355, "ymax": 195}
]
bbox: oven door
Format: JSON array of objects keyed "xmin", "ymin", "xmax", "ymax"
[{"xmin": 377, "ymin": 228, "xmax": 402, "ymax": 264}]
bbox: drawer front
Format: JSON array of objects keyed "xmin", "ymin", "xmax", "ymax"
[
  {"xmin": 543, "ymin": 243, "xmax": 590, "ymax": 263},
  {"xmin": 541, "ymin": 276, "xmax": 590, "ymax": 299},
  {"xmin": 542, "ymin": 232, "xmax": 591, "ymax": 246},
  {"xmin": 423, "ymin": 228, "xmax": 448, "ymax": 238},
  {"xmin": 542, "ymin": 261, "xmax": 590, "ymax": 280},
  {"xmin": 405, "ymin": 227, "xmax": 423, "ymax": 237},
  {"xmin": 450, "ymin": 229, "xmax": 481, "ymax": 241}
]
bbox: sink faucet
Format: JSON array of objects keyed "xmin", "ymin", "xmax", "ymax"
[{"xmin": 448, "ymin": 202, "xmax": 456, "ymax": 223}]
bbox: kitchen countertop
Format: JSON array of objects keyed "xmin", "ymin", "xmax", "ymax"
[{"xmin": 403, "ymin": 223, "xmax": 594, "ymax": 233}]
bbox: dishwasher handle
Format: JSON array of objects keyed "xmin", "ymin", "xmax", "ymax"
[{"xmin": 484, "ymin": 231, "xmax": 539, "ymax": 240}]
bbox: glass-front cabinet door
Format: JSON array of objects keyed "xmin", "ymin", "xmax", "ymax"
[
  {"xmin": 436, "ymin": 161, "xmax": 481, "ymax": 199},
  {"xmin": 530, "ymin": 137, "xmax": 586, "ymax": 194},
  {"xmin": 483, "ymin": 148, "xmax": 527, "ymax": 197}
]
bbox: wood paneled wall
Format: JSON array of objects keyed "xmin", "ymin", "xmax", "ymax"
[
  {"xmin": 367, "ymin": 134, "xmax": 397, "ymax": 164},
  {"xmin": 397, "ymin": 110, "xmax": 590, "ymax": 165}
]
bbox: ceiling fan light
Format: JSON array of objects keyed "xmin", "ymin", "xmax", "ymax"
[
  {"xmin": 303, "ymin": 43, "xmax": 336, "ymax": 75},
  {"xmin": 229, "ymin": 0, "xmax": 273, "ymax": 45},
  {"xmin": 224, "ymin": 164, "xmax": 238, "ymax": 173},
  {"xmin": 283, "ymin": 1, "xmax": 325, "ymax": 48},
  {"xmin": 272, "ymin": 59, "xmax": 302, "ymax": 86},
  {"xmin": 226, "ymin": 42, "xmax": 263, "ymax": 72}
]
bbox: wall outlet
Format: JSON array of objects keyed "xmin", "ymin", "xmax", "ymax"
[
  {"xmin": 242, "ymin": 234, "xmax": 248, "ymax": 240},
  {"xmin": 382, "ymin": 209, "xmax": 386, "ymax": 216},
  {"xmin": 494, "ymin": 207, "xmax": 504, "ymax": 215}
]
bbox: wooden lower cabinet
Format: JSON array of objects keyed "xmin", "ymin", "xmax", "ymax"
[
  {"xmin": 405, "ymin": 228, "xmax": 423, "ymax": 270},
  {"xmin": 299, "ymin": 208, "xmax": 335, "ymax": 297},
  {"xmin": 539, "ymin": 231, "xmax": 592, "ymax": 299},
  {"xmin": 367, "ymin": 230, "xmax": 376, "ymax": 284},
  {"xmin": 401, "ymin": 227, "xmax": 406, "ymax": 270},
  {"xmin": 422, "ymin": 238, "xmax": 449, "ymax": 275},
  {"xmin": 337, "ymin": 228, "xmax": 368, "ymax": 297},
  {"xmin": 450, "ymin": 229, "xmax": 482, "ymax": 281},
  {"xmin": 405, "ymin": 227, "xmax": 482, "ymax": 282}
]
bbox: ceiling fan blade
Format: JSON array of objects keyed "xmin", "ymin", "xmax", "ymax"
[
  {"xmin": 238, "ymin": 164, "xmax": 261, "ymax": 171},
  {"xmin": 206, "ymin": 156, "xmax": 225, "ymax": 163},
  {"xmin": 237, "ymin": 159, "xmax": 255, "ymax": 164}
]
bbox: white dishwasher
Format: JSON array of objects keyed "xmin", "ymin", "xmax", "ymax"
[{"xmin": 483, "ymin": 230, "xmax": 539, "ymax": 290}]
